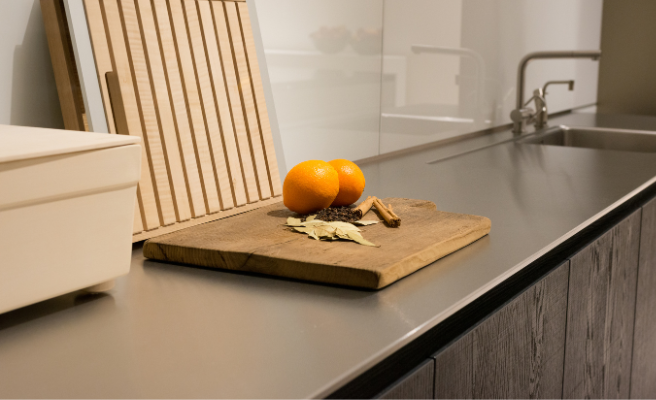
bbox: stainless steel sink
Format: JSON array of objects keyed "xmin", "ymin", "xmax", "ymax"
[{"xmin": 518, "ymin": 125, "xmax": 656, "ymax": 153}]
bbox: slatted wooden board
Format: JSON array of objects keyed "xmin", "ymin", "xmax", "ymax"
[
  {"xmin": 143, "ymin": 198, "xmax": 492, "ymax": 289},
  {"xmin": 42, "ymin": 0, "xmax": 281, "ymax": 241}
]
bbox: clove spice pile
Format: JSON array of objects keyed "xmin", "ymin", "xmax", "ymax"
[
  {"xmin": 306, "ymin": 206, "xmax": 359, "ymax": 223},
  {"xmin": 300, "ymin": 196, "xmax": 401, "ymax": 227},
  {"xmin": 290, "ymin": 196, "xmax": 402, "ymax": 247}
]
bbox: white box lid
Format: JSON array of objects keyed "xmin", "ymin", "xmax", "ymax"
[{"xmin": 0, "ymin": 124, "xmax": 140, "ymax": 164}]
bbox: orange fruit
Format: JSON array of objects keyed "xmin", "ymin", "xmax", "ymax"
[
  {"xmin": 283, "ymin": 160, "xmax": 340, "ymax": 214},
  {"xmin": 328, "ymin": 159, "xmax": 366, "ymax": 207}
]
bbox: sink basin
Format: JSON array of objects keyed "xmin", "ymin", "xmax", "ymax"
[{"xmin": 518, "ymin": 125, "xmax": 656, "ymax": 153}]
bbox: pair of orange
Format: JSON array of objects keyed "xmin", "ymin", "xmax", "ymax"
[{"xmin": 283, "ymin": 159, "xmax": 365, "ymax": 214}]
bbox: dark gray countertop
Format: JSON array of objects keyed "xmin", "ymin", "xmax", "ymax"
[{"xmin": 3, "ymin": 112, "xmax": 656, "ymax": 398}]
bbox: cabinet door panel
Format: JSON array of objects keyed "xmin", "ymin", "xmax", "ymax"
[
  {"xmin": 563, "ymin": 210, "xmax": 641, "ymax": 399},
  {"xmin": 631, "ymin": 198, "xmax": 656, "ymax": 399},
  {"xmin": 434, "ymin": 262, "xmax": 569, "ymax": 399},
  {"xmin": 434, "ymin": 335, "xmax": 473, "ymax": 399},
  {"xmin": 376, "ymin": 359, "xmax": 434, "ymax": 399}
]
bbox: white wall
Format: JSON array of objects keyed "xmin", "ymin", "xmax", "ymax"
[
  {"xmin": 255, "ymin": 0, "xmax": 603, "ymax": 163},
  {"xmin": 254, "ymin": 0, "xmax": 383, "ymax": 175},
  {"xmin": 0, "ymin": 1, "xmax": 63, "ymax": 129},
  {"xmin": 379, "ymin": 0, "xmax": 603, "ymax": 153},
  {"xmin": 0, "ymin": 1, "xmax": 603, "ymax": 170}
]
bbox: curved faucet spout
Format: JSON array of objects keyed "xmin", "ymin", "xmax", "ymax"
[
  {"xmin": 512, "ymin": 50, "xmax": 601, "ymax": 134},
  {"xmin": 516, "ymin": 50, "xmax": 600, "ymax": 113}
]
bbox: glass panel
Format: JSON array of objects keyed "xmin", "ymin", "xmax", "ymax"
[
  {"xmin": 380, "ymin": 0, "xmax": 603, "ymax": 153},
  {"xmin": 254, "ymin": 0, "xmax": 384, "ymax": 174}
]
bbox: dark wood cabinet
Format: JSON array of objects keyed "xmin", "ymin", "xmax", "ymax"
[
  {"xmin": 376, "ymin": 359, "xmax": 434, "ymax": 399},
  {"xmin": 433, "ymin": 262, "xmax": 570, "ymax": 399},
  {"xmin": 563, "ymin": 210, "xmax": 641, "ymax": 399},
  {"xmin": 351, "ymin": 199, "xmax": 656, "ymax": 400},
  {"xmin": 631, "ymin": 198, "xmax": 656, "ymax": 399}
]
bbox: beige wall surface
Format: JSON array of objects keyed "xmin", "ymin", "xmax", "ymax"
[
  {"xmin": 0, "ymin": 1, "xmax": 63, "ymax": 129},
  {"xmin": 598, "ymin": 0, "xmax": 656, "ymax": 116}
]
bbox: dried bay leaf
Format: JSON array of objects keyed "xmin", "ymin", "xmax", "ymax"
[
  {"xmin": 325, "ymin": 221, "xmax": 361, "ymax": 230},
  {"xmin": 321, "ymin": 225, "xmax": 337, "ymax": 234},
  {"xmin": 286, "ymin": 218, "xmax": 326, "ymax": 228},
  {"xmin": 286, "ymin": 217, "xmax": 378, "ymax": 247},
  {"xmin": 287, "ymin": 217, "xmax": 303, "ymax": 226},
  {"xmin": 347, "ymin": 231, "xmax": 378, "ymax": 247},
  {"xmin": 353, "ymin": 220, "xmax": 379, "ymax": 226},
  {"xmin": 314, "ymin": 227, "xmax": 335, "ymax": 238},
  {"xmin": 303, "ymin": 220, "xmax": 328, "ymax": 227}
]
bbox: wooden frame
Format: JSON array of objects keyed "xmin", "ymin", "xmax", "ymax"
[
  {"xmin": 41, "ymin": 0, "xmax": 87, "ymax": 131},
  {"xmin": 42, "ymin": 0, "xmax": 282, "ymax": 242}
]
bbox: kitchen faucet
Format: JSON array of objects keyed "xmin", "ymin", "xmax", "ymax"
[
  {"xmin": 511, "ymin": 50, "xmax": 601, "ymax": 134},
  {"xmin": 512, "ymin": 80, "xmax": 575, "ymax": 132}
]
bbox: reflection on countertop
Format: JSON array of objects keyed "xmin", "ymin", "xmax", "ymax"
[{"xmin": 3, "ymin": 112, "xmax": 656, "ymax": 398}]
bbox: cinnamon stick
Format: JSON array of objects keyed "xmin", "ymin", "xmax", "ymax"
[
  {"xmin": 373, "ymin": 198, "xmax": 401, "ymax": 227},
  {"xmin": 388, "ymin": 204, "xmax": 400, "ymax": 220},
  {"xmin": 353, "ymin": 196, "xmax": 375, "ymax": 219}
]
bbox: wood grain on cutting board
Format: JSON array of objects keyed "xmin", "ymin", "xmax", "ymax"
[{"xmin": 144, "ymin": 198, "xmax": 491, "ymax": 289}]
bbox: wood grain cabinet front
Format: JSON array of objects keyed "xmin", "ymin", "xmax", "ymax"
[
  {"xmin": 563, "ymin": 210, "xmax": 641, "ymax": 399},
  {"xmin": 433, "ymin": 261, "xmax": 570, "ymax": 399},
  {"xmin": 375, "ymin": 359, "xmax": 435, "ymax": 399},
  {"xmin": 348, "ymin": 201, "xmax": 655, "ymax": 399},
  {"xmin": 631, "ymin": 198, "xmax": 656, "ymax": 399}
]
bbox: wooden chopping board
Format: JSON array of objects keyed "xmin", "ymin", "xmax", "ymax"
[{"xmin": 143, "ymin": 198, "xmax": 491, "ymax": 289}]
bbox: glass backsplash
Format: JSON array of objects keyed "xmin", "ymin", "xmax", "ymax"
[
  {"xmin": 254, "ymin": 0, "xmax": 384, "ymax": 175},
  {"xmin": 254, "ymin": 0, "xmax": 603, "ymax": 172}
]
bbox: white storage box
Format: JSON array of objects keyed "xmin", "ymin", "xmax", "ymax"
[{"xmin": 0, "ymin": 125, "xmax": 141, "ymax": 314}]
